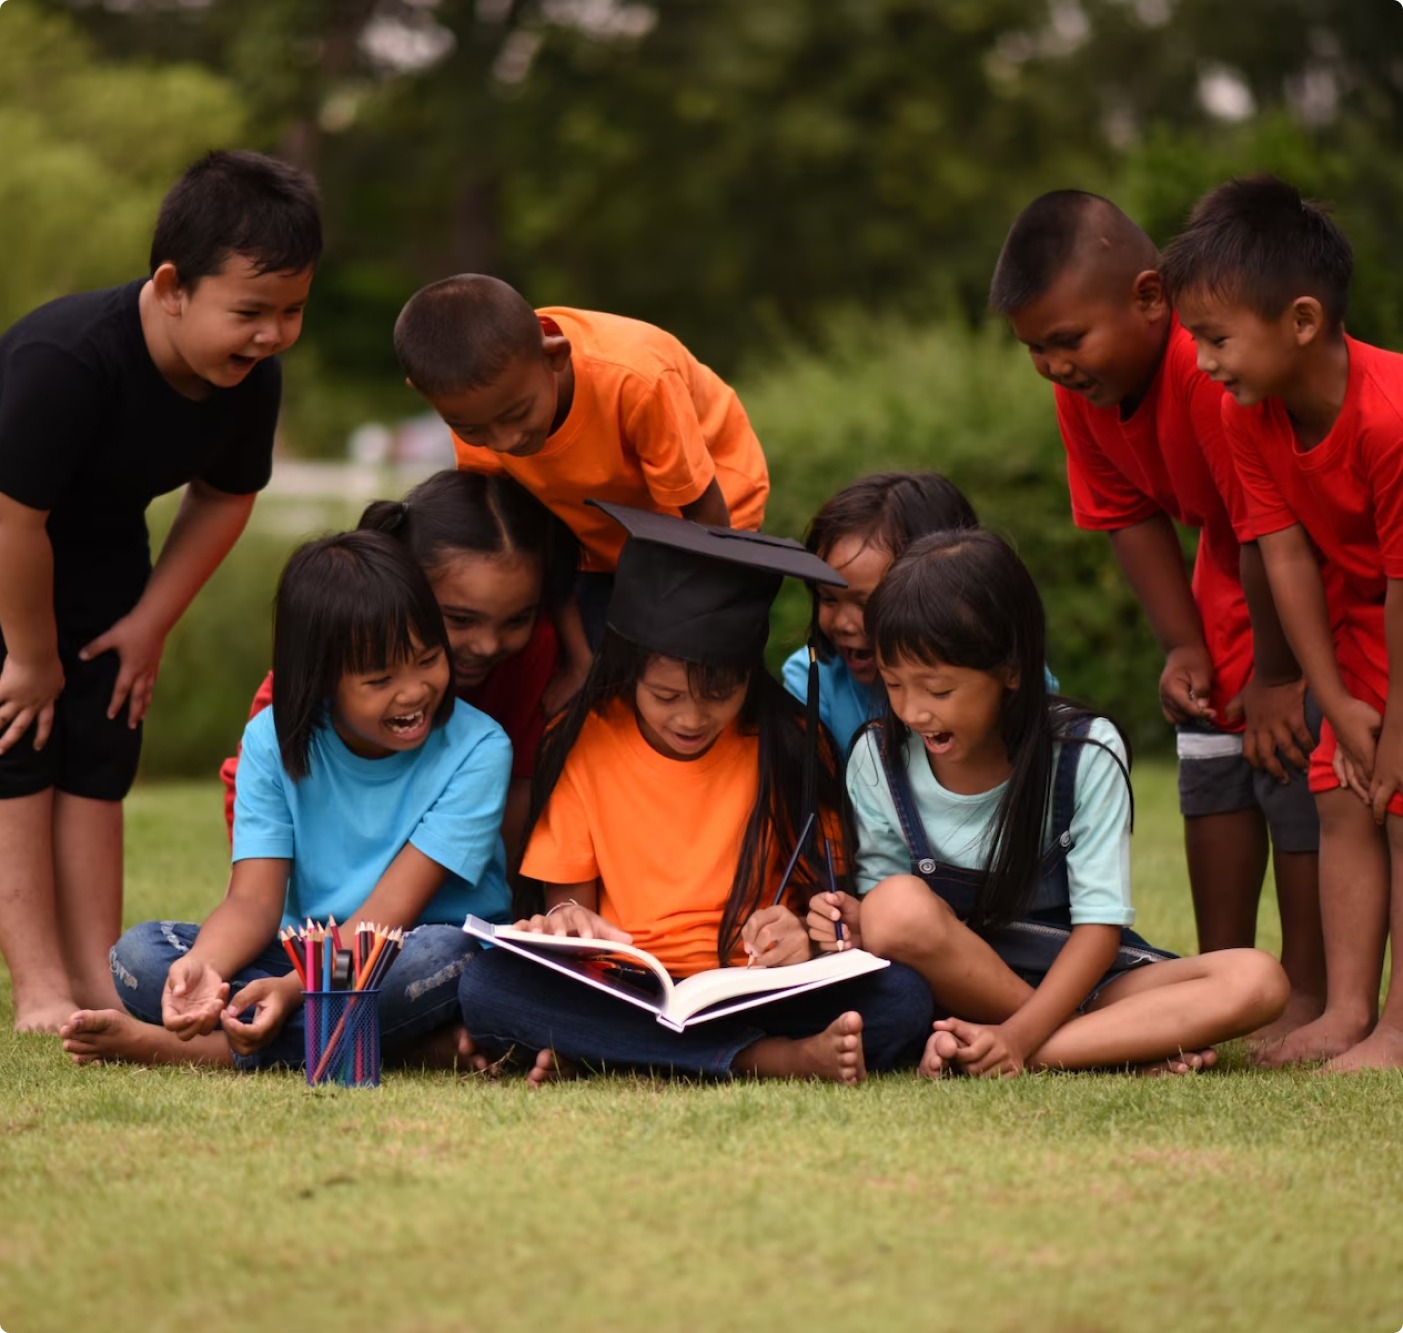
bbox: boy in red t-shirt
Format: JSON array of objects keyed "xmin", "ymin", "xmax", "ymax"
[
  {"xmin": 1164, "ymin": 174, "xmax": 1403, "ymax": 1071},
  {"xmin": 989, "ymin": 191, "xmax": 1324, "ymax": 1043},
  {"xmin": 392, "ymin": 275, "xmax": 771, "ymax": 693}
]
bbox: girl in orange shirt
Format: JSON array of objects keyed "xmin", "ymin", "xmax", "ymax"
[{"xmin": 457, "ymin": 503, "xmax": 934, "ymax": 1084}]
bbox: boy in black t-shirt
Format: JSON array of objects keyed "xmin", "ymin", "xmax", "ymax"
[{"xmin": 0, "ymin": 150, "xmax": 321, "ymax": 1031}]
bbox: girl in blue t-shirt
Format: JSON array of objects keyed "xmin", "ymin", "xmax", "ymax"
[
  {"xmin": 782, "ymin": 472, "xmax": 1060, "ymax": 757},
  {"xmin": 806, "ymin": 529, "xmax": 1288, "ymax": 1077},
  {"xmin": 62, "ymin": 530, "xmax": 512, "ymax": 1071}
]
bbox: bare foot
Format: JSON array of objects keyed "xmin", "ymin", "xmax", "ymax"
[
  {"xmin": 15, "ymin": 996, "xmax": 81, "ymax": 1035},
  {"xmin": 526, "ymin": 1047, "xmax": 580, "ymax": 1088},
  {"xmin": 392, "ymin": 1022, "xmax": 490, "ymax": 1073},
  {"xmin": 1245, "ymin": 989, "xmax": 1326, "ymax": 1059},
  {"xmin": 1322, "ymin": 1022, "xmax": 1403, "ymax": 1073},
  {"xmin": 1133, "ymin": 1047, "xmax": 1219, "ymax": 1076},
  {"xmin": 735, "ymin": 1012, "xmax": 866, "ymax": 1084},
  {"xmin": 1254, "ymin": 1011, "xmax": 1372, "ymax": 1068},
  {"xmin": 918, "ymin": 1028, "xmax": 963, "ymax": 1080},
  {"xmin": 59, "ymin": 1009, "xmax": 232, "ymax": 1067}
]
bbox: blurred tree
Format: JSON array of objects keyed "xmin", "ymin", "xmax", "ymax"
[{"xmin": 0, "ymin": 4, "xmax": 247, "ymax": 324}]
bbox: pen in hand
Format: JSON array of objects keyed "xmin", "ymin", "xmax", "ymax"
[{"xmin": 823, "ymin": 836, "xmax": 845, "ymax": 949}]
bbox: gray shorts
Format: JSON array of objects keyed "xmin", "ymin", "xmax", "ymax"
[{"xmin": 1176, "ymin": 695, "xmax": 1321, "ymax": 855}]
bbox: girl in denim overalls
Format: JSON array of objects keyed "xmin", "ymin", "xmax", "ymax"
[{"xmin": 806, "ymin": 529, "xmax": 1289, "ymax": 1077}]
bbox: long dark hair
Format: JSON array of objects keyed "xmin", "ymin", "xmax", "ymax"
[
  {"xmin": 803, "ymin": 472, "xmax": 979, "ymax": 660},
  {"xmin": 271, "ymin": 530, "xmax": 454, "ymax": 780},
  {"xmin": 358, "ymin": 470, "xmax": 577, "ymax": 609},
  {"xmin": 866, "ymin": 529, "xmax": 1130, "ymax": 930},
  {"xmin": 520, "ymin": 631, "xmax": 852, "ymax": 966}
]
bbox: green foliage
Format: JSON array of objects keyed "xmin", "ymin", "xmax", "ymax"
[
  {"xmin": 0, "ymin": 4, "xmax": 247, "ymax": 325},
  {"xmin": 744, "ymin": 317, "xmax": 1168, "ymax": 755}
]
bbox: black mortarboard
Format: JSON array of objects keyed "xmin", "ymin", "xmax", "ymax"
[{"xmin": 590, "ymin": 501, "xmax": 846, "ymax": 665}]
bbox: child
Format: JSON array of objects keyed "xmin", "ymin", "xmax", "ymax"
[
  {"xmin": 781, "ymin": 472, "xmax": 978, "ymax": 755},
  {"xmin": 807, "ymin": 530, "xmax": 1288, "ymax": 1076},
  {"xmin": 780, "ymin": 471, "xmax": 1060, "ymax": 757},
  {"xmin": 219, "ymin": 470, "xmax": 578, "ymax": 861},
  {"xmin": 457, "ymin": 504, "xmax": 934, "ymax": 1085},
  {"xmin": 391, "ymin": 275, "xmax": 770, "ymax": 650},
  {"xmin": 988, "ymin": 190, "xmax": 1324, "ymax": 1044},
  {"xmin": 60, "ymin": 531, "xmax": 511, "ymax": 1071},
  {"xmin": 0, "ymin": 150, "xmax": 321, "ymax": 1032},
  {"xmin": 1162, "ymin": 176, "xmax": 1403, "ymax": 1071}
]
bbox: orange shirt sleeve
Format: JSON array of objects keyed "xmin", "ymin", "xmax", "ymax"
[
  {"xmin": 519, "ymin": 760, "xmax": 599, "ymax": 887},
  {"xmin": 621, "ymin": 367, "xmax": 718, "ymax": 510}
]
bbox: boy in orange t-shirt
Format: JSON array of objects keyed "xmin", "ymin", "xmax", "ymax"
[
  {"xmin": 393, "ymin": 275, "xmax": 770, "ymax": 668},
  {"xmin": 1164, "ymin": 176, "xmax": 1403, "ymax": 1072},
  {"xmin": 988, "ymin": 191, "xmax": 1323, "ymax": 1043}
]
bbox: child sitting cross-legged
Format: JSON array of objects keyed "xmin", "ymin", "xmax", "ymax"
[
  {"xmin": 807, "ymin": 530, "xmax": 1288, "ymax": 1076},
  {"xmin": 61, "ymin": 531, "xmax": 512, "ymax": 1071}
]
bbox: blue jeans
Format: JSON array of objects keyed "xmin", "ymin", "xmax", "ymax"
[
  {"xmin": 110, "ymin": 920, "xmax": 478, "ymax": 1070},
  {"xmin": 458, "ymin": 949, "xmax": 933, "ymax": 1077}
]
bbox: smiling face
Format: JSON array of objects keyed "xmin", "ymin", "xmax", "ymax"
[
  {"xmin": 878, "ymin": 653, "xmax": 1013, "ymax": 784},
  {"xmin": 1008, "ymin": 264, "xmax": 1167, "ymax": 412},
  {"xmin": 633, "ymin": 655, "xmax": 748, "ymax": 762},
  {"xmin": 154, "ymin": 253, "xmax": 312, "ymax": 395},
  {"xmin": 428, "ymin": 551, "xmax": 543, "ymax": 690},
  {"xmin": 1174, "ymin": 288, "xmax": 1301, "ymax": 408},
  {"xmin": 815, "ymin": 534, "xmax": 894, "ymax": 685},
  {"xmin": 429, "ymin": 348, "xmax": 567, "ymax": 459},
  {"xmin": 330, "ymin": 638, "xmax": 451, "ymax": 760}
]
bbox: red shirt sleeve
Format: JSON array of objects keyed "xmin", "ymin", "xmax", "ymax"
[{"xmin": 1056, "ymin": 387, "xmax": 1160, "ymax": 531}]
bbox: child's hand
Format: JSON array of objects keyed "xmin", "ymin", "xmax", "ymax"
[
  {"xmin": 162, "ymin": 957, "xmax": 231, "ymax": 1039},
  {"xmin": 805, "ymin": 891, "xmax": 862, "ymax": 953},
  {"xmin": 1237, "ymin": 675, "xmax": 1313, "ymax": 783},
  {"xmin": 514, "ymin": 904, "xmax": 633, "ymax": 943},
  {"xmin": 1158, "ymin": 645, "xmax": 1214, "ymax": 724},
  {"xmin": 80, "ymin": 608, "xmax": 167, "ymax": 727},
  {"xmin": 935, "ymin": 1017, "xmax": 1028, "ymax": 1078},
  {"xmin": 0, "ymin": 652, "xmax": 65, "ymax": 754},
  {"xmin": 918, "ymin": 1025, "xmax": 964, "ymax": 1079},
  {"xmin": 742, "ymin": 905, "xmax": 810, "ymax": 968},
  {"xmin": 1331, "ymin": 695, "xmax": 1383, "ymax": 801},
  {"xmin": 218, "ymin": 975, "xmax": 300, "ymax": 1057},
  {"xmin": 1369, "ymin": 719, "xmax": 1403, "ymax": 825}
]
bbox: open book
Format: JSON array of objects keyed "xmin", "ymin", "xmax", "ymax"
[{"xmin": 463, "ymin": 916, "xmax": 889, "ymax": 1032}]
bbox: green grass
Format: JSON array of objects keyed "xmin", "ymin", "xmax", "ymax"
[{"xmin": 3, "ymin": 767, "xmax": 1401, "ymax": 1333}]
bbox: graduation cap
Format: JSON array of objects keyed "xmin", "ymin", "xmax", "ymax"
[{"xmin": 589, "ymin": 501, "xmax": 846, "ymax": 666}]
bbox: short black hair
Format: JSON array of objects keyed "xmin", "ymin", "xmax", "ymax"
[
  {"xmin": 1160, "ymin": 175, "xmax": 1352, "ymax": 326},
  {"xmin": 150, "ymin": 150, "xmax": 322, "ymax": 286},
  {"xmin": 357, "ymin": 470, "xmax": 578, "ymax": 610},
  {"xmin": 393, "ymin": 274, "xmax": 545, "ymax": 397},
  {"xmin": 271, "ymin": 530, "xmax": 454, "ymax": 781},
  {"xmin": 989, "ymin": 190, "xmax": 1158, "ymax": 314}
]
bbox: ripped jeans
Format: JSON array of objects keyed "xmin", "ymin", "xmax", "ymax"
[{"xmin": 110, "ymin": 920, "xmax": 478, "ymax": 1071}]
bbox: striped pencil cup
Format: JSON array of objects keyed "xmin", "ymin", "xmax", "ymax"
[{"xmin": 304, "ymin": 990, "xmax": 382, "ymax": 1087}]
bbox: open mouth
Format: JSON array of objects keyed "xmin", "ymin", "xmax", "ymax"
[
  {"xmin": 921, "ymin": 731, "xmax": 954, "ymax": 755},
  {"xmin": 384, "ymin": 708, "xmax": 428, "ymax": 737},
  {"xmin": 841, "ymin": 646, "xmax": 877, "ymax": 677}
]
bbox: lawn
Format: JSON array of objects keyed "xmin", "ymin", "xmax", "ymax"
[{"xmin": 1, "ymin": 766, "xmax": 1400, "ymax": 1333}]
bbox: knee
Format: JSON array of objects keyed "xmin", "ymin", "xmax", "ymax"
[
  {"xmin": 457, "ymin": 947, "xmax": 514, "ymax": 1024},
  {"xmin": 1225, "ymin": 948, "xmax": 1291, "ymax": 1025},
  {"xmin": 860, "ymin": 876, "xmax": 951, "ymax": 961},
  {"xmin": 109, "ymin": 920, "xmax": 188, "ymax": 1018}
]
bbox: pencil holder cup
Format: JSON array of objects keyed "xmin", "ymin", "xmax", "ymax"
[{"xmin": 304, "ymin": 990, "xmax": 382, "ymax": 1088}]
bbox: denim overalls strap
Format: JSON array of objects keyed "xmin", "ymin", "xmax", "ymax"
[{"xmin": 872, "ymin": 717, "xmax": 1089, "ymax": 922}]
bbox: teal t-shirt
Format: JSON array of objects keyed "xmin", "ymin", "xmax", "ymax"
[
  {"xmin": 846, "ymin": 715, "xmax": 1134, "ymax": 927},
  {"xmin": 232, "ymin": 699, "xmax": 513, "ymax": 929}
]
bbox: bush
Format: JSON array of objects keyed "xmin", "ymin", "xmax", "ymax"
[{"xmin": 741, "ymin": 316, "xmax": 1172, "ymax": 756}]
